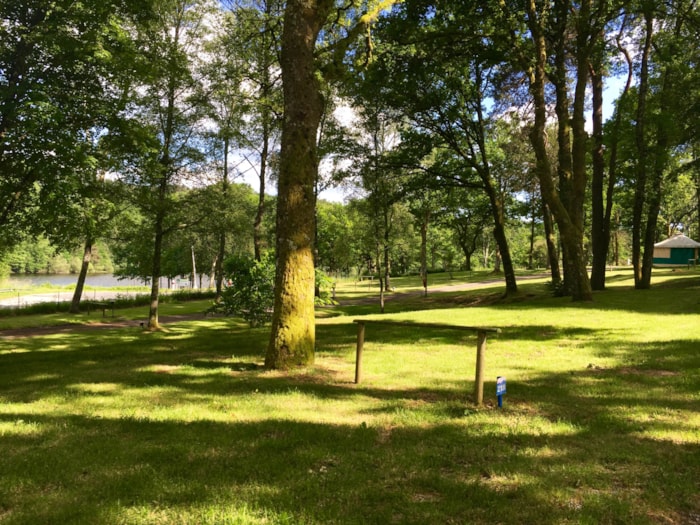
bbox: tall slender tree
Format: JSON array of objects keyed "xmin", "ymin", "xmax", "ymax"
[
  {"xmin": 108, "ymin": 0, "xmax": 212, "ymax": 328},
  {"xmin": 266, "ymin": 0, "xmax": 398, "ymax": 368}
]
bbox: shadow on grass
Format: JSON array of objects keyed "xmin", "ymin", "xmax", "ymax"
[
  {"xmin": 1, "ymin": 403, "xmax": 698, "ymax": 524},
  {"xmin": 1, "ymin": 319, "xmax": 699, "ymax": 523}
]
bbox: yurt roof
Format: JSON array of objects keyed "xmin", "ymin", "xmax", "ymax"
[{"xmin": 654, "ymin": 234, "xmax": 700, "ymax": 248}]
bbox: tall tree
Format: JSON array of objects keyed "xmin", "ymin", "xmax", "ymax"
[
  {"xmin": 590, "ymin": 14, "xmax": 635, "ymax": 290},
  {"xmin": 498, "ymin": 0, "xmax": 611, "ymax": 300},
  {"xmin": 366, "ymin": 0, "xmax": 520, "ymax": 295},
  {"xmin": 0, "ymin": 0, "xmax": 145, "ymax": 253},
  {"xmin": 266, "ymin": 0, "xmax": 397, "ymax": 369},
  {"xmin": 265, "ymin": 0, "xmax": 331, "ymax": 368},
  {"xmin": 220, "ymin": 0, "xmax": 284, "ymax": 262},
  {"xmin": 632, "ymin": 1, "xmax": 692, "ymax": 288},
  {"xmin": 109, "ymin": 0, "xmax": 211, "ymax": 328}
]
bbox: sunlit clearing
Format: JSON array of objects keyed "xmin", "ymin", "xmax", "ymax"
[
  {"xmin": 0, "ymin": 419, "xmax": 44, "ymax": 437},
  {"xmin": 24, "ymin": 373, "xmax": 61, "ymax": 382},
  {"xmin": 69, "ymin": 382, "xmax": 123, "ymax": 394}
]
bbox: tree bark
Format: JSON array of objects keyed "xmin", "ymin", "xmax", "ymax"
[
  {"xmin": 383, "ymin": 208, "xmax": 392, "ymax": 292},
  {"xmin": 265, "ymin": 0, "xmax": 330, "ymax": 369},
  {"xmin": 215, "ymin": 135, "xmax": 230, "ymax": 299},
  {"xmin": 589, "ymin": 58, "xmax": 607, "ymax": 290},
  {"xmin": 526, "ymin": 0, "xmax": 592, "ymax": 301},
  {"xmin": 473, "ymin": 67, "xmax": 517, "ymax": 295},
  {"xmin": 148, "ymin": 196, "xmax": 166, "ymax": 329},
  {"xmin": 632, "ymin": 12, "xmax": 653, "ymax": 289},
  {"xmin": 640, "ymin": 9, "xmax": 682, "ymax": 287},
  {"xmin": 591, "ymin": 20, "xmax": 634, "ymax": 289},
  {"xmin": 543, "ymin": 200, "xmax": 561, "ymax": 284},
  {"xmin": 254, "ymin": 129, "xmax": 269, "ymax": 262},
  {"xmin": 70, "ymin": 237, "xmax": 93, "ymax": 314},
  {"xmin": 528, "ymin": 196, "xmax": 536, "ymax": 270},
  {"xmin": 420, "ymin": 210, "xmax": 428, "ymax": 296}
]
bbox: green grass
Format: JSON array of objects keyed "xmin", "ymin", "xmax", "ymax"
[{"xmin": 1, "ymin": 270, "xmax": 699, "ymax": 524}]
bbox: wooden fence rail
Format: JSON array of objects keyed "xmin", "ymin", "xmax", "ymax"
[{"xmin": 353, "ymin": 320, "xmax": 501, "ymax": 405}]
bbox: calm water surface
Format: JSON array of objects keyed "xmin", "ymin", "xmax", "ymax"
[
  {"xmin": 2, "ymin": 273, "xmax": 147, "ymax": 288},
  {"xmin": 2, "ymin": 273, "xmax": 214, "ymax": 289}
]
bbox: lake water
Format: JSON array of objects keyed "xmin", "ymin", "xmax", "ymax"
[
  {"xmin": 0, "ymin": 273, "xmax": 213, "ymax": 307},
  {"xmin": 1, "ymin": 273, "xmax": 214, "ymax": 289},
  {"xmin": 1, "ymin": 273, "xmax": 148, "ymax": 289}
]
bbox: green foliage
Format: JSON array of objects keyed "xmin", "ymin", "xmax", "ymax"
[
  {"xmin": 314, "ymin": 268, "xmax": 337, "ymax": 306},
  {"xmin": 4, "ymin": 238, "xmax": 116, "ymax": 276},
  {"xmin": 0, "ymin": 0, "xmax": 147, "ymax": 249},
  {"xmin": 0, "ymin": 257, "xmax": 9, "ymax": 279},
  {"xmin": 210, "ymin": 254, "xmax": 275, "ymax": 327},
  {"xmin": 316, "ymin": 200, "xmax": 357, "ymax": 273}
]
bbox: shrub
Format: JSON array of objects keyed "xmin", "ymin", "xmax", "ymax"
[
  {"xmin": 210, "ymin": 254, "xmax": 275, "ymax": 327},
  {"xmin": 315, "ymin": 269, "xmax": 337, "ymax": 306}
]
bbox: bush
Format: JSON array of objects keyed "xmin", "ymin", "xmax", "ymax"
[
  {"xmin": 209, "ymin": 254, "xmax": 275, "ymax": 327},
  {"xmin": 315, "ymin": 269, "xmax": 337, "ymax": 306}
]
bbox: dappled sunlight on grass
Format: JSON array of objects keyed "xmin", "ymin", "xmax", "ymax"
[
  {"xmin": 0, "ymin": 418, "xmax": 45, "ymax": 437},
  {"xmin": 1, "ymin": 274, "xmax": 700, "ymax": 523}
]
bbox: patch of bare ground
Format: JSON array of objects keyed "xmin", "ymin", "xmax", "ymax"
[
  {"xmin": 585, "ymin": 364, "xmax": 679, "ymax": 377},
  {"xmin": 617, "ymin": 367, "xmax": 680, "ymax": 377},
  {"xmin": 294, "ymin": 358, "xmax": 350, "ymax": 385},
  {"xmin": 432, "ymin": 291, "xmax": 503, "ymax": 307}
]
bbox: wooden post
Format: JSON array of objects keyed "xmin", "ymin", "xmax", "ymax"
[
  {"xmin": 355, "ymin": 321, "xmax": 365, "ymax": 384},
  {"xmin": 474, "ymin": 330, "xmax": 487, "ymax": 405}
]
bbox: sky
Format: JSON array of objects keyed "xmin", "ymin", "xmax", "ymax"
[{"xmin": 237, "ymin": 75, "xmax": 630, "ymax": 204}]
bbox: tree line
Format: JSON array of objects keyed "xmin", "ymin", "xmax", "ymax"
[{"xmin": 1, "ymin": 0, "xmax": 699, "ymax": 368}]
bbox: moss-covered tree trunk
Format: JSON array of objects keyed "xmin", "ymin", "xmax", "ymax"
[{"xmin": 265, "ymin": 0, "xmax": 330, "ymax": 369}]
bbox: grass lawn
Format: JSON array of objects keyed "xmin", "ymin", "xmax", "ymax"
[{"xmin": 0, "ymin": 270, "xmax": 699, "ymax": 524}]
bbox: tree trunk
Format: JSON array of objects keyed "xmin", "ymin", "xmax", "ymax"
[
  {"xmin": 591, "ymin": 20, "xmax": 633, "ymax": 289},
  {"xmin": 70, "ymin": 237, "xmax": 93, "ymax": 314},
  {"xmin": 383, "ymin": 208, "xmax": 392, "ymax": 292},
  {"xmin": 526, "ymin": 0, "xmax": 591, "ymax": 301},
  {"xmin": 482, "ymin": 234, "xmax": 491, "ymax": 268},
  {"xmin": 589, "ymin": 58, "xmax": 607, "ymax": 290},
  {"xmin": 640, "ymin": 9, "xmax": 683, "ymax": 288},
  {"xmin": 543, "ymin": 200, "xmax": 561, "ymax": 284},
  {"xmin": 215, "ymin": 135, "xmax": 230, "ymax": 299},
  {"xmin": 528, "ymin": 197, "xmax": 536, "ymax": 270},
  {"xmin": 266, "ymin": 0, "xmax": 328, "ymax": 369},
  {"xmin": 420, "ymin": 210, "xmax": 428, "ymax": 297},
  {"xmin": 376, "ymin": 244, "xmax": 385, "ymax": 313},
  {"xmin": 696, "ymin": 162, "xmax": 700, "ymax": 239},
  {"xmin": 473, "ymin": 66, "xmax": 517, "ymax": 294},
  {"xmin": 148, "ymin": 209, "xmax": 165, "ymax": 329},
  {"xmin": 633, "ymin": 12, "xmax": 653, "ymax": 289},
  {"xmin": 253, "ymin": 130, "xmax": 269, "ymax": 262}
]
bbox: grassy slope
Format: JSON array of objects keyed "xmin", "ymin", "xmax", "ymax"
[{"xmin": 0, "ymin": 269, "xmax": 698, "ymax": 524}]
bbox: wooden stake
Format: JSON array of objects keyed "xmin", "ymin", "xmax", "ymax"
[
  {"xmin": 355, "ymin": 321, "xmax": 365, "ymax": 384},
  {"xmin": 474, "ymin": 330, "xmax": 487, "ymax": 405}
]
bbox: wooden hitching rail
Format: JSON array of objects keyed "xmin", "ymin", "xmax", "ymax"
[
  {"xmin": 87, "ymin": 300, "xmax": 115, "ymax": 318},
  {"xmin": 353, "ymin": 320, "xmax": 501, "ymax": 406}
]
